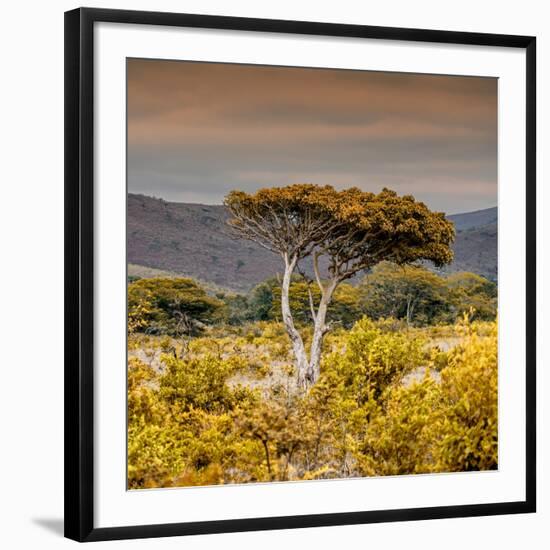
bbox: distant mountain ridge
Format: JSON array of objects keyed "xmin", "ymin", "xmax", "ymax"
[
  {"xmin": 448, "ymin": 207, "xmax": 497, "ymax": 231},
  {"xmin": 128, "ymin": 194, "xmax": 497, "ymax": 292}
]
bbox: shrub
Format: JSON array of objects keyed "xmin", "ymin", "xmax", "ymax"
[
  {"xmin": 357, "ymin": 375, "xmax": 442, "ymax": 476},
  {"xmin": 128, "ymin": 277, "xmax": 224, "ymax": 336},
  {"xmin": 433, "ymin": 321, "xmax": 498, "ymax": 471},
  {"xmin": 354, "ymin": 319, "xmax": 498, "ymax": 475},
  {"xmin": 324, "ymin": 317, "xmax": 425, "ymax": 403},
  {"xmin": 159, "ymin": 354, "xmax": 248, "ymax": 413}
]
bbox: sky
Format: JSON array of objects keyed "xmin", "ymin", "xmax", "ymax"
[{"xmin": 127, "ymin": 59, "xmax": 497, "ymax": 215}]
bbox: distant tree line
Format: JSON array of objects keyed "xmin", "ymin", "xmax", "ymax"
[
  {"xmin": 128, "ymin": 264, "xmax": 496, "ymax": 336},
  {"xmin": 220, "ymin": 263, "xmax": 496, "ymax": 328}
]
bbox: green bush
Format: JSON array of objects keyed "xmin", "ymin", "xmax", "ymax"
[{"xmin": 128, "ymin": 277, "xmax": 224, "ymax": 335}]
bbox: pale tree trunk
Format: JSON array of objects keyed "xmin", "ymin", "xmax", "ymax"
[
  {"xmin": 307, "ymin": 280, "xmax": 337, "ymax": 384},
  {"xmin": 281, "ymin": 253, "xmax": 310, "ymax": 389},
  {"xmin": 280, "ymin": 253, "xmax": 340, "ymax": 390}
]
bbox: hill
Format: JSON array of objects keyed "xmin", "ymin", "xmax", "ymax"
[
  {"xmin": 448, "ymin": 207, "xmax": 497, "ymax": 231},
  {"xmin": 444, "ymin": 207, "xmax": 497, "ymax": 282},
  {"xmin": 128, "ymin": 194, "xmax": 279, "ymax": 292},
  {"xmin": 128, "ymin": 194, "xmax": 497, "ymax": 291}
]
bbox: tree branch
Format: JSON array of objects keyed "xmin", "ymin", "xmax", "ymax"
[
  {"xmin": 307, "ymin": 286, "xmax": 317, "ymax": 323},
  {"xmin": 312, "ymin": 252, "xmax": 325, "ymax": 295}
]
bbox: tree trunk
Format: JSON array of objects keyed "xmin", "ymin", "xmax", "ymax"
[
  {"xmin": 281, "ymin": 253, "xmax": 310, "ymax": 389},
  {"xmin": 308, "ymin": 280, "xmax": 336, "ymax": 384},
  {"xmin": 280, "ymin": 254, "xmax": 339, "ymax": 390},
  {"xmin": 406, "ymin": 295, "xmax": 416, "ymax": 327}
]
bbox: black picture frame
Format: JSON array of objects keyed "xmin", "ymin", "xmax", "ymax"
[{"xmin": 65, "ymin": 7, "xmax": 537, "ymax": 543}]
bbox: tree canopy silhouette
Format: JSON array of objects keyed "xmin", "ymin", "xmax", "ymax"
[{"xmin": 225, "ymin": 184, "xmax": 455, "ymax": 388}]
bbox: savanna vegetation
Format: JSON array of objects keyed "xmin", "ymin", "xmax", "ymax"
[{"xmin": 128, "ymin": 185, "xmax": 498, "ymax": 489}]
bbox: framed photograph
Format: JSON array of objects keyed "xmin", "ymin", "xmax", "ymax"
[{"xmin": 65, "ymin": 7, "xmax": 536, "ymax": 542}]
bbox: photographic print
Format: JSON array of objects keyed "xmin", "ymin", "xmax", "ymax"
[{"xmin": 126, "ymin": 59, "xmax": 498, "ymax": 490}]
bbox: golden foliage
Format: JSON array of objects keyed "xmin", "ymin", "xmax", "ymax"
[
  {"xmin": 358, "ymin": 318, "xmax": 498, "ymax": 476},
  {"xmin": 225, "ymin": 184, "xmax": 455, "ymax": 273}
]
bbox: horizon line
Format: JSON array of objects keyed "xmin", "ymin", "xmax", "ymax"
[{"xmin": 128, "ymin": 191, "xmax": 497, "ymax": 217}]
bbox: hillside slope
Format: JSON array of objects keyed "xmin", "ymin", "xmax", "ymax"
[
  {"xmin": 128, "ymin": 194, "xmax": 279, "ymax": 291},
  {"xmin": 128, "ymin": 194, "xmax": 497, "ymax": 291},
  {"xmin": 448, "ymin": 207, "xmax": 497, "ymax": 231}
]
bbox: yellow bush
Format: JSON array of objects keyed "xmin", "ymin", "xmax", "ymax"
[
  {"xmin": 324, "ymin": 317, "xmax": 425, "ymax": 403},
  {"xmin": 357, "ymin": 376, "xmax": 442, "ymax": 476},
  {"xmin": 354, "ymin": 320, "xmax": 497, "ymax": 476},
  {"xmin": 433, "ymin": 321, "xmax": 498, "ymax": 471}
]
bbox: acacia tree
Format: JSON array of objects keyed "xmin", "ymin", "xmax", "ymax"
[
  {"xmin": 358, "ymin": 262, "xmax": 451, "ymax": 326},
  {"xmin": 128, "ymin": 277, "xmax": 224, "ymax": 336},
  {"xmin": 225, "ymin": 185, "xmax": 455, "ymax": 389}
]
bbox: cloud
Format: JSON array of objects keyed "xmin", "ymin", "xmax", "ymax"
[{"xmin": 127, "ymin": 58, "xmax": 497, "ymax": 214}]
